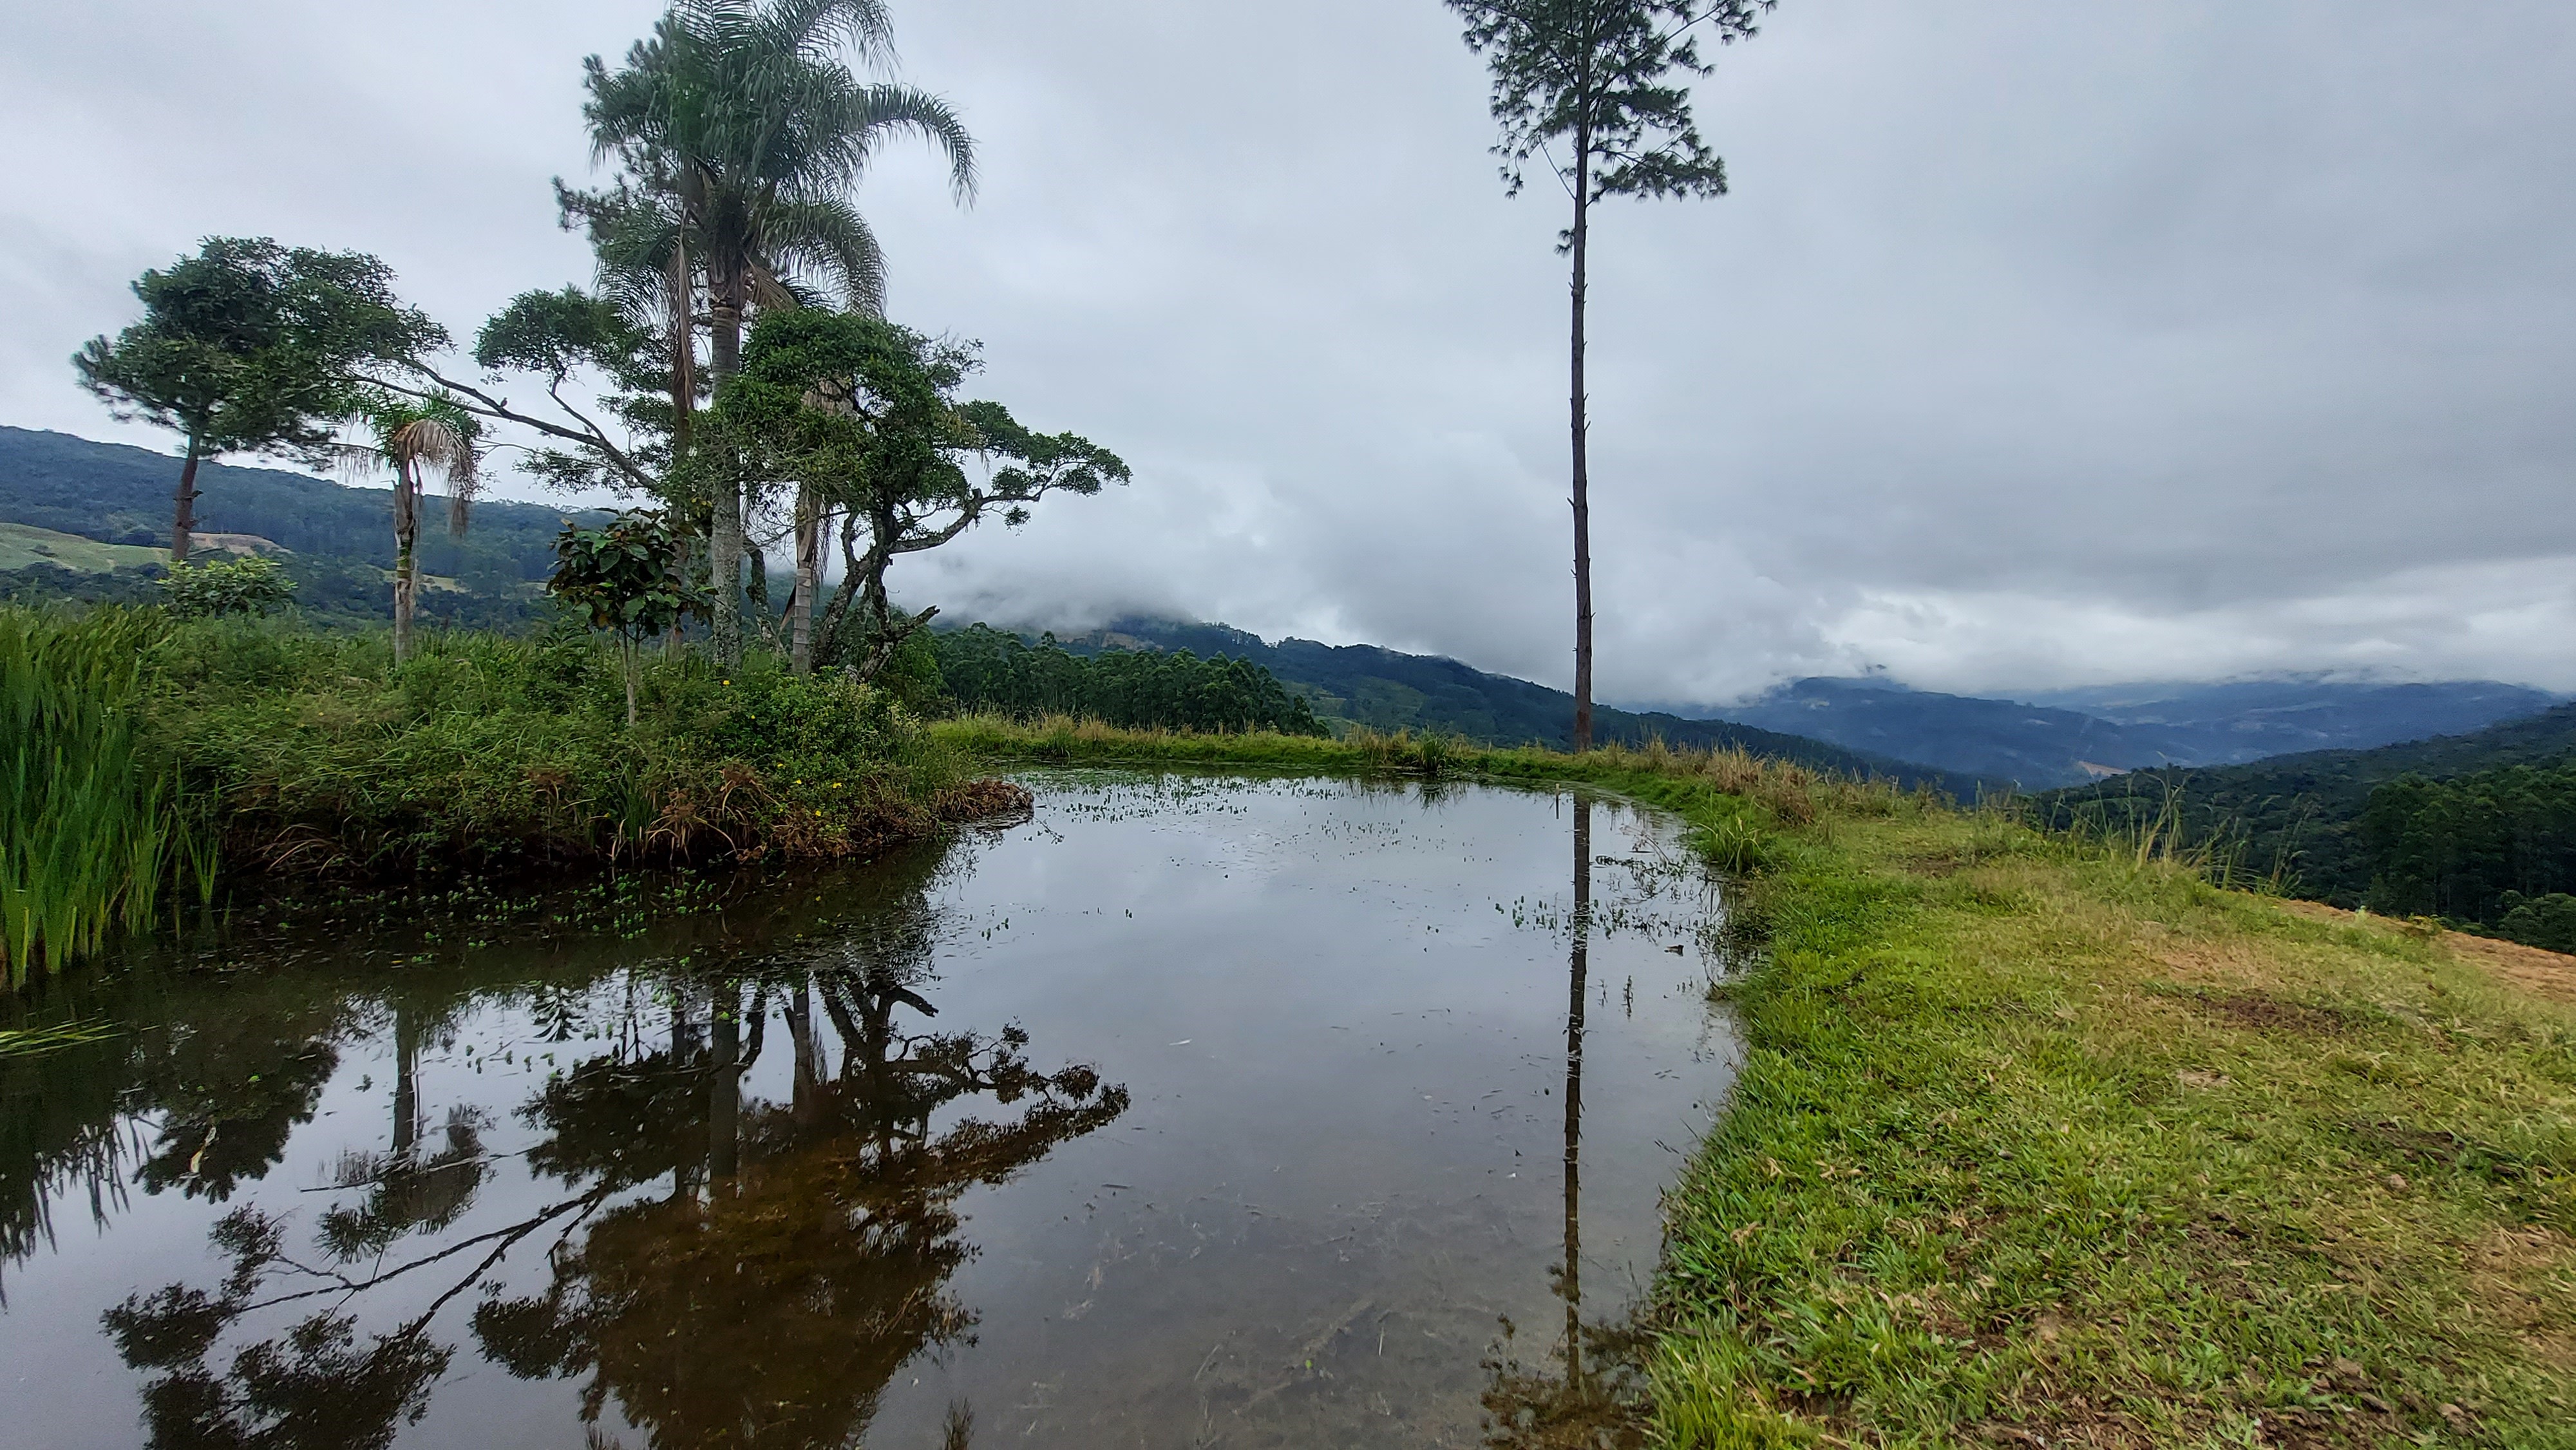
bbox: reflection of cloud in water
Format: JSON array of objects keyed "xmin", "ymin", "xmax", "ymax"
[{"xmin": 0, "ymin": 775, "xmax": 1732, "ymax": 1449}]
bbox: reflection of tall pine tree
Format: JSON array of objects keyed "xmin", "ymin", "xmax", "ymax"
[{"xmin": 1482, "ymin": 795, "xmax": 1653, "ymax": 1449}]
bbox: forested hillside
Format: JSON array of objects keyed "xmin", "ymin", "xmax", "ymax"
[
  {"xmin": 0, "ymin": 426, "xmax": 597, "ymax": 626},
  {"xmin": 931, "ymin": 625, "xmax": 1325, "ymax": 735},
  {"xmin": 2034, "ymin": 703, "xmax": 2576, "ymax": 941}
]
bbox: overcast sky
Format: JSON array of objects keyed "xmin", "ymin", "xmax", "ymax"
[{"xmin": 6, "ymin": 1, "xmax": 2573, "ymax": 703}]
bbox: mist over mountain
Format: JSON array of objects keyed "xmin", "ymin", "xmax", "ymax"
[{"xmin": 1712, "ymin": 675, "xmax": 2562, "ymax": 789}]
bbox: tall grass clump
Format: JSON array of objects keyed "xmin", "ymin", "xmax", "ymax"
[
  {"xmin": 0, "ymin": 607, "xmax": 211, "ymax": 985},
  {"xmin": 2008, "ymin": 777, "xmax": 2274, "ymax": 894}
]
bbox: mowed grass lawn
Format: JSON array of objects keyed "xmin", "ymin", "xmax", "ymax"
[{"xmin": 1659, "ymin": 808, "xmax": 2576, "ymax": 1448}]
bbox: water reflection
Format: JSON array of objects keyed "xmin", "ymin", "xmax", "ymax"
[
  {"xmin": 77, "ymin": 848, "xmax": 1127, "ymax": 1449},
  {"xmin": 0, "ymin": 776, "xmax": 1730, "ymax": 1449},
  {"xmin": 471, "ymin": 967, "xmax": 1125, "ymax": 1449},
  {"xmin": 1482, "ymin": 796, "xmax": 1653, "ymax": 1449}
]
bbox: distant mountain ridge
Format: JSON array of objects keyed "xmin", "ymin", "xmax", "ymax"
[
  {"xmin": 1036, "ymin": 617, "xmax": 1983, "ymax": 793},
  {"xmin": 10, "ymin": 426, "xmax": 2557, "ymax": 796},
  {"xmin": 1717, "ymin": 675, "xmax": 2559, "ymax": 789}
]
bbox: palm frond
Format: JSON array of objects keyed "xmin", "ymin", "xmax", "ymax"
[
  {"xmin": 831, "ymin": 81, "xmax": 977, "ymax": 203},
  {"xmin": 328, "ymin": 440, "xmax": 391, "ymax": 489},
  {"xmin": 390, "ymin": 415, "xmax": 482, "ymax": 536},
  {"xmin": 743, "ymin": 0, "xmax": 898, "ymax": 68},
  {"xmin": 759, "ymin": 197, "xmax": 887, "ymax": 314}
]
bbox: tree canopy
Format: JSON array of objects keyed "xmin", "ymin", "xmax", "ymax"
[
  {"xmin": 931, "ymin": 625, "xmax": 1327, "ymax": 736},
  {"xmin": 1450, "ymin": 1, "xmax": 1769, "ymax": 214},
  {"xmin": 573, "ymin": 0, "xmax": 980, "ymax": 663},
  {"xmin": 716, "ymin": 309, "xmax": 1127, "ymax": 677},
  {"xmin": 72, "ymin": 238, "xmax": 444, "ymax": 561}
]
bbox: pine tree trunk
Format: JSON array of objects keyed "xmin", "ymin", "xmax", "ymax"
[
  {"xmin": 169, "ymin": 435, "xmax": 203, "ymax": 565},
  {"xmin": 667, "ymin": 239, "xmax": 697, "ymax": 663},
  {"xmin": 707, "ymin": 294, "xmax": 746, "ymax": 666},
  {"xmin": 1568, "ymin": 120, "xmax": 1596, "ymax": 753},
  {"xmin": 392, "ymin": 458, "xmax": 419, "ymax": 665}
]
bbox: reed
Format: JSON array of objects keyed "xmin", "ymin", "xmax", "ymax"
[{"xmin": 0, "ymin": 607, "xmax": 210, "ymax": 986}]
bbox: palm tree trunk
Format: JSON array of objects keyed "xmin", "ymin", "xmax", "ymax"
[
  {"xmin": 667, "ymin": 240, "xmax": 697, "ymax": 663},
  {"xmin": 170, "ymin": 434, "xmax": 204, "ymax": 565},
  {"xmin": 392, "ymin": 1006, "xmax": 421, "ymax": 1159},
  {"xmin": 706, "ymin": 294, "xmax": 746, "ymax": 666},
  {"xmin": 788, "ymin": 976, "xmax": 818, "ymax": 1127},
  {"xmin": 392, "ymin": 458, "xmax": 419, "ymax": 665},
  {"xmin": 790, "ymin": 492, "xmax": 819, "ymax": 674},
  {"xmin": 621, "ymin": 636, "xmax": 639, "ymax": 728},
  {"xmin": 1569, "ymin": 117, "xmax": 1595, "ymax": 754},
  {"xmin": 709, "ymin": 981, "xmax": 740, "ymax": 1183}
]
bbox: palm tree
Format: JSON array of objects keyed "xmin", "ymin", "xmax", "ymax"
[
  {"xmin": 339, "ymin": 396, "xmax": 480, "ymax": 664},
  {"xmin": 580, "ymin": 0, "xmax": 977, "ymax": 664}
]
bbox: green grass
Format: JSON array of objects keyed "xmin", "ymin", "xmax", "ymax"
[
  {"xmin": 137, "ymin": 618, "xmax": 989, "ymax": 876},
  {"xmin": 0, "ymin": 523, "xmax": 167, "ymax": 575},
  {"xmin": 1651, "ymin": 812, "xmax": 2576, "ymax": 1448},
  {"xmin": 0, "ymin": 608, "xmax": 214, "ymax": 985},
  {"xmin": 938, "ymin": 717, "xmax": 2576, "ymax": 1447}
]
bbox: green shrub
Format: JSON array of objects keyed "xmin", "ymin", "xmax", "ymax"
[
  {"xmin": 135, "ymin": 620, "xmax": 974, "ymax": 876},
  {"xmin": 158, "ymin": 554, "xmax": 296, "ymax": 619}
]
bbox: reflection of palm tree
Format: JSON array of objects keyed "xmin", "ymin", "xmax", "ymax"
[
  {"xmin": 317, "ymin": 1004, "xmax": 491, "ymax": 1261},
  {"xmin": 473, "ymin": 956, "xmax": 1125, "ymax": 1449},
  {"xmin": 96, "ymin": 845, "xmax": 1119, "ymax": 1449}
]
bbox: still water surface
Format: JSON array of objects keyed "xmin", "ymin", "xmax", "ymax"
[{"xmin": 1, "ymin": 773, "xmax": 1738, "ymax": 1447}]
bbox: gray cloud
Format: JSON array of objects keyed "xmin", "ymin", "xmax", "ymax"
[{"xmin": 7, "ymin": 0, "xmax": 2572, "ymax": 701}]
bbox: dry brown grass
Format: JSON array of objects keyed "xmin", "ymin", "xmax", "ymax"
[{"xmin": 2275, "ymin": 898, "xmax": 2576, "ymax": 1006}]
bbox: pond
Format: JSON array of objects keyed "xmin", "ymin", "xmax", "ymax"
[{"xmin": 0, "ymin": 773, "xmax": 1740, "ymax": 1449}]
